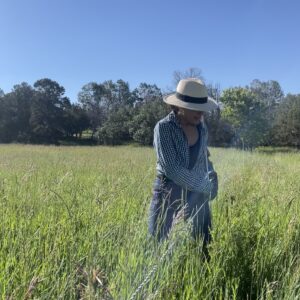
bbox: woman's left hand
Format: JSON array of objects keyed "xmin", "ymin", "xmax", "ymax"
[{"xmin": 208, "ymin": 171, "xmax": 218, "ymax": 200}]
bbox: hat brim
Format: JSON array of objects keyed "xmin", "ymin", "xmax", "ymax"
[{"xmin": 163, "ymin": 93, "xmax": 218, "ymax": 112}]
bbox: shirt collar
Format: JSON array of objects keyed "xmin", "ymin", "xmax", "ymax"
[
  {"xmin": 167, "ymin": 111, "xmax": 181, "ymax": 128},
  {"xmin": 167, "ymin": 111, "xmax": 203, "ymax": 131}
]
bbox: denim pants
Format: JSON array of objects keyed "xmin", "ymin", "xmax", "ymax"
[{"xmin": 148, "ymin": 177, "xmax": 212, "ymax": 243}]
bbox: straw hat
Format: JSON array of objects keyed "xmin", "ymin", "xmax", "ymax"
[{"xmin": 164, "ymin": 78, "xmax": 218, "ymax": 112}]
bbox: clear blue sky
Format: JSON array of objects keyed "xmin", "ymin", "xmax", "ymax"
[{"xmin": 1, "ymin": 0, "xmax": 299, "ymax": 102}]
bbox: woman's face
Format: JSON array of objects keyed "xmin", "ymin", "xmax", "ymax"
[{"xmin": 178, "ymin": 107, "xmax": 204, "ymax": 126}]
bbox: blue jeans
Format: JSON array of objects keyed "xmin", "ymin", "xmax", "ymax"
[{"xmin": 148, "ymin": 177, "xmax": 212, "ymax": 244}]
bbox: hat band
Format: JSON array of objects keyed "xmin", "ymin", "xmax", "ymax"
[{"xmin": 176, "ymin": 92, "xmax": 208, "ymax": 104}]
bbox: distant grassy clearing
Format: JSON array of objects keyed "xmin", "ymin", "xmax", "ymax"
[{"xmin": 0, "ymin": 145, "xmax": 299, "ymax": 299}]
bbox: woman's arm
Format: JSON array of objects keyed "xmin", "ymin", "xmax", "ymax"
[
  {"xmin": 154, "ymin": 122, "xmax": 212, "ymax": 194},
  {"xmin": 207, "ymin": 158, "xmax": 218, "ymax": 200}
]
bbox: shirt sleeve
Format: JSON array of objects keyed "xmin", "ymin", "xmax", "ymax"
[{"xmin": 154, "ymin": 122, "xmax": 212, "ymax": 194}]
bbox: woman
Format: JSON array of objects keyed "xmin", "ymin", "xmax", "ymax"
[{"xmin": 148, "ymin": 78, "xmax": 218, "ymax": 247}]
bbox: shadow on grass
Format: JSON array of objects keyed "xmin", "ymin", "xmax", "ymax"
[{"xmin": 58, "ymin": 137, "xmax": 97, "ymax": 146}]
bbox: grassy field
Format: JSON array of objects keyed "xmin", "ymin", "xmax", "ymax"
[{"xmin": 0, "ymin": 145, "xmax": 299, "ymax": 299}]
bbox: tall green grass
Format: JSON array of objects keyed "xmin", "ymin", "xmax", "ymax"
[{"xmin": 0, "ymin": 145, "xmax": 299, "ymax": 299}]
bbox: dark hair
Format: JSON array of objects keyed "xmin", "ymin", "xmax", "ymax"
[{"xmin": 169, "ymin": 105, "xmax": 179, "ymax": 114}]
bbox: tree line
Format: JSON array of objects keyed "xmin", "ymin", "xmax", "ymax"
[{"xmin": 0, "ymin": 76, "xmax": 299, "ymax": 148}]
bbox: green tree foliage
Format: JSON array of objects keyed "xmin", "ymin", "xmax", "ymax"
[
  {"xmin": 249, "ymin": 79, "xmax": 284, "ymax": 108},
  {"xmin": 78, "ymin": 82, "xmax": 106, "ymax": 137},
  {"xmin": 95, "ymin": 82, "xmax": 164, "ymax": 145},
  {"xmin": 62, "ymin": 104, "xmax": 90, "ymax": 138},
  {"xmin": 99, "ymin": 80, "xmax": 130, "ymax": 110},
  {"xmin": 206, "ymin": 108, "xmax": 235, "ymax": 147},
  {"xmin": 205, "ymin": 83, "xmax": 235, "ymax": 146},
  {"xmin": 0, "ymin": 95, "xmax": 15, "ymax": 142},
  {"xmin": 272, "ymin": 94, "xmax": 300, "ymax": 147},
  {"xmin": 129, "ymin": 99, "xmax": 169, "ymax": 145},
  {"xmin": 78, "ymin": 80, "xmax": 133, "ymax": 138},
  {"xmin": 131, "ymin": 83, "xmax": 162, "ymax": 104},
  {"xmin": 1, "ymin": 76, "xmax": 299, "ymax": 148},
  {"xmin": 249, "ymin": 79, "xmax": 284, "ymax": 145},
  {"xmin": 0, "ymin": 83, "xmax": 34, "ymax": 142},
  {"xmin": 97, "ymin": 106, "xmax": 133, "ymax": 145},
  {"xmin": 0, "ymin": 80, "xmax": 90, "ymax": 144},
  {"xmin": 114, "ymin": 79, "xmax": 134, "ymax": 106},
  {"xmin": 220, "ymin": 87, "xmax": 268, "ymax": 148},
  {"xmin": 29, "ymin": 78, "xmax": 70, "ymax": 143}
]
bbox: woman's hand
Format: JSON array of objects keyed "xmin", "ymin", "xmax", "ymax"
[{"xmin": 208, "ymin": 171, "xmax": 218, "ymax": 200}]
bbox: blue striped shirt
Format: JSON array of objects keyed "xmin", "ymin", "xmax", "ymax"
[{"xmin": 153, "ymin": 111, "xmax": 213, "ymax": 194}]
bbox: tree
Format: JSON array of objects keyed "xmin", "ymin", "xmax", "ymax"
[
  {"xmin": 96, "ymin": 106, "xmax": 133, "ymax": 145},
  {"xmin": 96, "ymin": 82, "xmax": 165, "ymax": 145},
  {"xmin": 220, "ymin": 87, "xmax": 268, "ymax": 148},
  {"xmin": 0, "ymin": 83, "xmax": 34, "ymax": 142},
  {"xmin": 0, "ymin": 94, "xmax": 15, "ymax": 142},
  {"xmin": 78, "ymin": 82, "xmax": 106, "ymax": 137},
  {"xmin": 129, "ymin": 99, "xmax": 169, "ymax": 145},
  {"xmin": 249, "ymin": 79, "xmax": 284, "ymax": 108},
  {"xmin": 100, "ymin": 80, "xmax": 117, "ymax": 111},
  {"xmin": 34, "ymin": 78, "xmax": 65, "ymax": 102},
  {"xmin": 206, "ymin": 82, "xmax": 221, "ymax": 103},
  {"xmin": 62, "ymin": 104, "xmax": 90, "ymax": 138},
  {"xmin": 132, "ymin": 83, "xmax": 162, "ymax": 105},
  {"xmin": 204, "ymin": 82, "xmax": 235, "ymax": 146},
  {"xmin": 172, "ymin": 67, "xmax": 204, "ymax": 88},
  {"xmin": 205, "ymin": 108, "xmax": 235, "ymax": 147},
  {"xmin": 11, "ymin": 83, "xmax": 35, "ymax": 141},
  {"xmin": 249, "ymin": 79, "xmax": 284, "ymax": 145},
  {"xmin": 30, "ymin": 78, "xmax": 68, "ymax": 143},
  {"xmin": 78, "ymin": 80, "xmax": 134, "ymax": 138},
  {"xmin": 272, "ymin": 94, "xmax": 300, "ymax": 147},
  {"xmin": 114, "ymin": 79, "xmax": 134, "ymax": 106}
]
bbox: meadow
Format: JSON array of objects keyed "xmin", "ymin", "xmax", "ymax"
[{"xmin": 0, "ymin": 145, "xmax": 299, "ymax": 299}]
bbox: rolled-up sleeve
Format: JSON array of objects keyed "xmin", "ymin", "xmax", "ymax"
[{"xmin": 154, "ymin": 122, "xmax": 212, "ymax": 194}]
